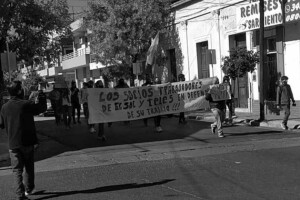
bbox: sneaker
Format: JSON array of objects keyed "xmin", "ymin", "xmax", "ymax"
[
  {"xmin": 89, "ymin": 127, "xmax": 96, "ymax": 133},
  {"xmin": 179, "ymin": 120, "xmax": 187, "ymax": 124},
  {"xmin": 232, "ymin": 115, "xmax": 237, "ymax": 119},
  {"xmin": 210, "ymin": 124, "xmax": 216, "ymax": 134},
  {"xmin": 218, "ymin": 133, "xmax": 225, "ymax": 138},
  {"xmin": 281, "ymin": 123, "xmax": 288, "ymax": 130},
  {"xmin": 25, "ymin": 188, "xmax": 36, "ymax": 196},
  {"xmin": 156, "ymin": 126, "xmax": 163, "ymax": 133},
  {"xmin": 97, "ymin": 136, "xmax": 107, "ymax": 142}
]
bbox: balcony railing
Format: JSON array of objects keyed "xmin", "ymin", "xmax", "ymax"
[{"xmin": 62, "ymin": 47, "xmax": 91, "ymax": 61}]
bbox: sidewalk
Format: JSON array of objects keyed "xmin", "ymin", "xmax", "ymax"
[{"xmin": 186, "ymin": 109, "xmax": 300, "ymax": 130}]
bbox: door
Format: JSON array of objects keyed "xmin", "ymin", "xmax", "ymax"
[
  {"xmin": 196, "ymin": 41, "xmax": 209, "ymax": 79},
  {"xmin": 265, "ymin": 53, "xmax": 278, "ymax": 101}
]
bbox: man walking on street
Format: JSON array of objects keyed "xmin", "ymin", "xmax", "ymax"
[
  {"xmin": 0, "ymin": 81, "xmax": 47, "ymax": 200},
  {"xmin": 205, "ymin": 77, "xmax": 226, "ymax": 138},
  {"xmin": 276, "ymin": 76, "xmax": 296, "ymax": 130}
]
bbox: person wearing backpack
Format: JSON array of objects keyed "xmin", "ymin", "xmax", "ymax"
[{"xmin": 276, "ymin": 76, "xmax": 296, "ymax": 130}]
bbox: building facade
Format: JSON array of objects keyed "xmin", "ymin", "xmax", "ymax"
[{"xmin": 169, "ymin": 0, "xmax": 300, "ymax": 115}]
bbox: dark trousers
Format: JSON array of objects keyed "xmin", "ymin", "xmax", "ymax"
[
  {"xmin": 179, "ymin": 112, "xmax": 185, "ymax": 122},
  {"xmin": 143, "ymin": 116, "xmax": 161, "ymax": 127},
  {"xmin": 72, "ymin": 104, "xmax": 81, "ymax": 122},
  {"xmin": 154, "ymin": 116, "xmax": 161, "ymax": 127},
  {"xmin": 98, "ymin": 123, "xmax": 104, "ymax": 137},
  {"xmin": 282, "ymin": 104, "xmax": 291, "ymax": 125},
  {"xmin": 62, "ymin": 105, "xmax": 72, "ymax": 127},
  {"xmin": 9, "ymin": 146, "xmax": 35, "ymax": 199}
]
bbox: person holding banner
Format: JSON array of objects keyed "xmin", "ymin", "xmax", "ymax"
[
  {"xmin": 153, "ymin": 76, "xmax": 163, "ymax": 133},
  {"xmin": 87, "ymin": 80, "xmax": 96, "ymax": 133},
  {"xmin": 178, "ymin": 74, "xmax": 187, "ymax": 124},
  {"xmin": 142, "ymin": 74, "xmax": 153, "ymax": 127},
  {"xmin": 205, "ymin": 77, "xmax": 226, "ymax": 138},
  {"xmin": 95, "ymin": 80, "xmax": 107, "ymax": 141}
]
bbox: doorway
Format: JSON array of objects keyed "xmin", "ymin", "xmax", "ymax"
[{"xmin": 196, "ymin": 41, "xmax": 209, "ymax": 79}]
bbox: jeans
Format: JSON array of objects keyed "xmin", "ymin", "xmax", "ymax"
[
  {"xmin": 211, "ymin": 108, "xmax": 225, "ymax": 133},
  {"xmin": 72, "ymin": 104, "xmax": 81, "ymax": 122},
  {"xmin": 282, "ymin": 104, "xmax": 291, "ymax": 125},
  {"xmin": 9, "ymin": 146, "xmax": 35, "ymax": 199}
]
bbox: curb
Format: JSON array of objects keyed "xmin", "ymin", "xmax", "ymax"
[{"xmin": 0, "ymin": 153, "xmax": 9, "ymax": 163}]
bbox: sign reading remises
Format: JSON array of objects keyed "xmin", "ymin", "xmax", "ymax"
[
  {"xmin": 236, "ymin": 0, "xmax": 300, "ymax": 33},
  {"xmin": 236, "ymin": 0, "xmax": 283, "ymax": 32}
]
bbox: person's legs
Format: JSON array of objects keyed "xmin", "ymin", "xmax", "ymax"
[
  {"xmin": 71, "ymin": 104, "xmax": 76, "ymax": 124},
  {"xmin": 226, "ymin": 100, "xmax": 233, "ymax": 124},
  {"xmin": 62, "ymin": 105, "xmax": 68, "ymax": 127},
  {"xmin": 179, "ymin": 112, "xmax": 186, "ymax": 124},
  {"xmin": 9, "ymin": 148, "xmax": 26, "ymax": 199},
  {"xmin": 23, "ymin": 146, "xmax": 35, "ymax": 194},
  {"xmin": 282, "ymin": 104, "xmax": 291, "ymax": 129},
  {"xmin": 211, "ymin": 108, "xmax": 224, "ymax": 137},
  {"xmin": 154, "ymin": 116, "xmax": 162, "ymax": 132},
  {"xmin": 97, "ymin": 123, "xmax": 106, "ymax": 141},
  {"xmin": 76, "ymin": 105, "xmax": 81, "ymax": 123},
  {"xmin": 143, "ymin": 118, "xmax": 148, "ymax": 127},
  {"xmin": 67, "ymin": 106, "xmax": 72, "ymax": 127}
]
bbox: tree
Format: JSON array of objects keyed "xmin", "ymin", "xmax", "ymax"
[
  {"xmin": 221, "ymin": 47, "xmax": 259, "ymax": 80},
  {"xmin": 85, "ymin": 0, "xmax": 171, "ymax": 80},
  {"xmin": 221, "ymin": 47, "xmax": 259, "ymax": 107},
  {"xmin": 0, "ymin": 0, "xmax": 71, "ymax": 90}
]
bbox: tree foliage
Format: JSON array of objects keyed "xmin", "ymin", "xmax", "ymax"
[
  {"xmin": 85, "ymin": 0, "xmax": 171, "ymax": 75},
  {"xmin": 0, "ymin": 0, "xmax": 71, "ymax": 65},
  {"xmin": 221, "ymin": 47, "xmax": 259, "ymax": 80}
]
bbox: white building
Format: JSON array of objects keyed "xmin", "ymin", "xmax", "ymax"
[{"xmin": 169, "ymin": 0, "xmax": 300, "ymax": 115}]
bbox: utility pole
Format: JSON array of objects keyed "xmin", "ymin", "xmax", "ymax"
[{"xmin": 259, "ymin": 0, "xmax": 265, "ymax": 121}]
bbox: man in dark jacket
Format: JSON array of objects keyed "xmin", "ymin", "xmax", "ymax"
[
  {"xmin": 205, "ymin": 77, "xmax": 226, "ymax": 138},
  {"xmin": 276, "ymin": 76, "xmax": 296, "ymax": 130},
  {"xmin": 0, "ymin": 81, "xmax": 47, "ymax": 200}
]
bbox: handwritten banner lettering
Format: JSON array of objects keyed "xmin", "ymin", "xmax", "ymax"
[
  {"xmin": 209, "ymin": 83, "xmax": 232, "ymax": 101},
  {"xmin": 87, "ymin": 77, "xmax": 218, "ymax": 124}
]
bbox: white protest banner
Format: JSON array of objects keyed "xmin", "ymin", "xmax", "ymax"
[
  {"xmin": 236, "ymin": 0, "xmax": 283, "ymax": 33},
  {"xmin": 87, "ymin": 77, "xmax": 216, "ymax": 124},
  {"xmin": 209, "ymin": 83, "xmax": 232, "ymax": 101}
]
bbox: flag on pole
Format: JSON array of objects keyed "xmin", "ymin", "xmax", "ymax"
[{"xmin": 146, "ymin": 32, "xmax": 159, "ymax": 65}]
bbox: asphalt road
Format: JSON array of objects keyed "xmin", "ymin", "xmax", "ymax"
[
  {"xmin": 1, "ymin": 117, "xmax": 300, "ymax": 200},
  {"xmin": 1, "ymin": 145, "xmax": 300, "ymax": 200}
]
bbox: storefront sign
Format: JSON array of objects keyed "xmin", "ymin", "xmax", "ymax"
[
  {"xmin": 285, "ymin": 0, "xmax": 300, "ymax": 23},
  {"xmin": 86, "ymin": 77, "xmax": 228, "ymax": 124},
  {"xmin": 236, "ymin": 0, "xmax": 283, "ymax": 32}
]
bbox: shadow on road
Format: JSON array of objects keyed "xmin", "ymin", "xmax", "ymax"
[{"xmin": 33, "ymin": 179, "xmax": 175, "ymax": 200}]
